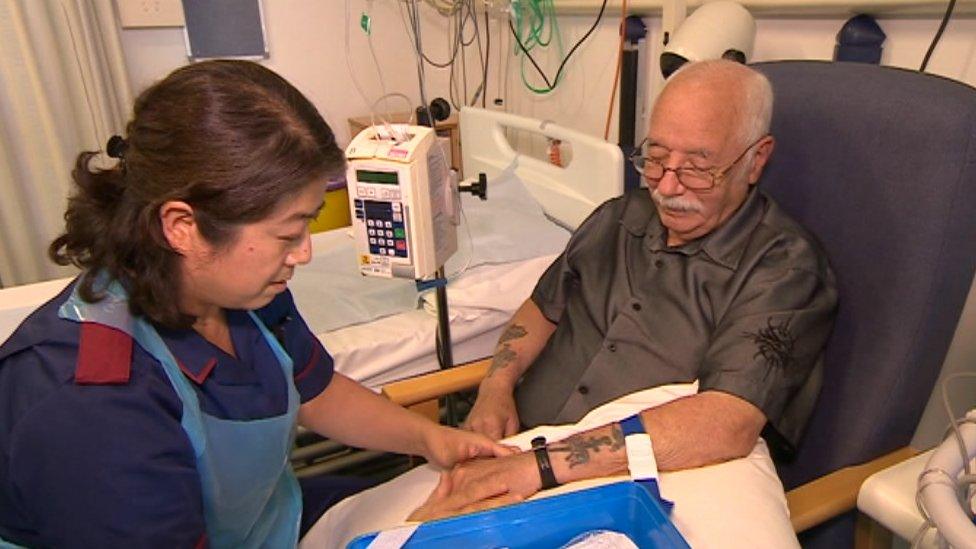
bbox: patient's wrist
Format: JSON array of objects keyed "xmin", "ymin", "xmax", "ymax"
[
  {"xmin": 530, "ymin": 437, "xmax": 560, "ymax": 490},
  {"xmin": 479, "ymin": 372, "xmax": 518, "ymax": 393}
]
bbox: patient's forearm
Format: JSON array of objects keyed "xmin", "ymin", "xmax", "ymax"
[
  {"xmin": 547, "ymin": 391, "xmax": 766, "ymax": 483},
  {"xmin": 641, "ymin": 391, "xmax": 765, "ymax": 470},
  {"xmin": 483, "ymin": 298, "xmax": 555, "ymax": 389}
]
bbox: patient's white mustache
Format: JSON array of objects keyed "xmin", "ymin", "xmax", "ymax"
[{"xmin": 652, "ymin": 191, "xmax": 702, "ymax": 213}]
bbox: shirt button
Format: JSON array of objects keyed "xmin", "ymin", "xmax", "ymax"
[
  {"xmin": 607, "ymin": 342, "xmax": 617, "ymax": 352},
  {"xmin": 632, "ymin": 302, "xmax": 642, "ymax": 311},
  {"xmin": 578, "ymin": 385, "xmax": 589, "ymax": 395},
  {"xmin": 654, "ymin": 259, "xmax": 665, "ymax": 268}
]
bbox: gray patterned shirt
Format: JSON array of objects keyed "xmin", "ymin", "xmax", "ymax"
[{"xmin": 516, "ymin": 187, "xmax": 838, "ymax": 448}]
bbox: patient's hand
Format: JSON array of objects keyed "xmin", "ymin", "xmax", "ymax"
[
  {"xmin": 463, "ymin": 380, "xmax": 520, "ymax": 440},
  {"xmin": 407, "ymin": 471, "xmax": 523, "ymax": 522},
  {"xmin": 443, "ymin": 451, "xmax": 541, "ymax": 506}
]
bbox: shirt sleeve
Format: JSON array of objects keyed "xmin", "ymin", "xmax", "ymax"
[
  {"xmin": 698, "ymin": 256, "xmax": 838, "ymax": 442},
  {"xmin": 255, "ymin": 289, "xmax": 334, "ymax": 403},
  {"xmin": 6, "ymin": 350, "xmax": 205, "ymax": 548}
]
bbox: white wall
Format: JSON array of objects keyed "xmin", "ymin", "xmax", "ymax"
[
  {"xmin": 118, "ymin": 3, "xmax": 976, "ymax": 149},
  {"xmin": 120, "ymin": 2, "xmax": 469, "ymax": 146}
]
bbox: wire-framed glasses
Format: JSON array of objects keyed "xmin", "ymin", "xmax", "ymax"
[{"xmin": 630, "ymin": 135, "xmax": 768, "ymax": 191}]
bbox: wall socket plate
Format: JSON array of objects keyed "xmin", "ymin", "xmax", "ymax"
[{"xmin": 116, "ymin": 0, "xmax": 185, "ymax": 28}]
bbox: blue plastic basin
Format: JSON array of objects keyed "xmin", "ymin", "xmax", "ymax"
[{"xmin": 347, "ymin": 481, "xmax": 689, "ymax": 548}]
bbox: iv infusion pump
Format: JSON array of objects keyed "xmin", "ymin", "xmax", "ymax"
[{"xmin": 345, "ymin": 125, "xmax": 459, "ymax": 280}]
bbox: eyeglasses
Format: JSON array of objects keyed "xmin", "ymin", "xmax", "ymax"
[{"xmin": 630, "ymin": 135, "xmax": 768, "ymax": 191}]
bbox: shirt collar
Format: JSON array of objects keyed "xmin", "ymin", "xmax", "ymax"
[
  {"xmin": 155, "ymin": 324, "xmax": 219, "ymax": 384},
  {"xmin": 155, "ymin": 310, "xmax": 254, "ymax": 385},
  {"xmin": 620, "ymin": 187, "xmax": 767, "ymax": 270}
]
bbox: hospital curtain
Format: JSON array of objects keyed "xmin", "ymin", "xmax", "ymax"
[{"xmin": 0, "ymin": 0, "xmax": 131, "ymax": 287}]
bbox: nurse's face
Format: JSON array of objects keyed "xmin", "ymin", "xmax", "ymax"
[{"xmin": 173, "ymin": 179, "xmax": 328, "ymax": 315}]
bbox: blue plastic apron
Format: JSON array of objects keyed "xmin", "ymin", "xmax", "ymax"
[{"xmin": 2, "ymin": 278, "xmax": 304, "ymax": 548}]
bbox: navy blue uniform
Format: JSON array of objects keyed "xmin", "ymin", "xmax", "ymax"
[{"xmin": 0, "ymin": 280, "xmax": 333, "ymax": 547}]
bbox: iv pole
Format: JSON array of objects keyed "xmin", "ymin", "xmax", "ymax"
[{"xmin": 411, "ymin": 9, "xmax": 460, "ymax": 426}]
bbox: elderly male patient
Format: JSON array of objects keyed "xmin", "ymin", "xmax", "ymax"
[
  {"xmin": 303, "ymin": 60, "xmax": 838, "ymax": 547},
  {"xmin": 460, "ymin": 59, "xmax": 837, "ymax": 490}
]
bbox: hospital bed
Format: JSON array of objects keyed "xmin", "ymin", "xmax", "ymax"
[{"xmin": 0, "ymin": 108, "xmax": 624, "ymax": 396}]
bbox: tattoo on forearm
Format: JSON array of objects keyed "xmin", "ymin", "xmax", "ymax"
[
  {"xmin": 610, "ymin": 423, "xmax": 625, "ymax": 449},
  {"xmin": 499, "ymin": 324, "xmax": 527, "ymax": 344},
  {"xmin": 549, "ymin": 424, "xmax": 626, "ymax": 468},
  {"xmin": 488, "ymin": 347, "xmax": 517, "ymax": 376},
  {"xmin": 487, "ymin": 324, "xmax": 528, "ymax": 377}
]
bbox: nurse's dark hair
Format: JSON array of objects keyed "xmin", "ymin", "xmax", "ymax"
[{"xmin": 49, "ymin": 60, "xmax": 345, "ymax": 328}]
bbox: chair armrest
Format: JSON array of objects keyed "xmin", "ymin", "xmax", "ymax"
[
  {"xmin": 785, "ymin": 446, "xmax": 918, "ymax": 533},
  {"xmin": 381, "ymin": 358, "xmax": 491, "ymax": 407}
]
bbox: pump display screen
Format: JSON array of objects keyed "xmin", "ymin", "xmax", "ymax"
[{"xmin": 356, "ymin": 170, "xmax": 399, "ymax": 185}]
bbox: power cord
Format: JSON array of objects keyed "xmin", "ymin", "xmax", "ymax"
[
  {"xmin": 920, "ymin": 0, "xmax": 957, "ymax": 72},
  {"xmin": 604, "ymin": 0, "xmax": 629, "ymax": 140},
  {"xmin": 483, "ymin": 10, "xmax": 490, "ymax": 108},
  {"xmin": 402, "ymin": 0, "xmax": 489, "ymax": 110},
  {"xmin": 509, "ymin": 0, "xmax": 609, "ymax": 94}
]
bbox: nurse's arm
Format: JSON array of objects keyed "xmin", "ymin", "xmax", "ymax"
[{"xmin": 298, "ymin": 372, "xmax": 513, "ymax": 468}]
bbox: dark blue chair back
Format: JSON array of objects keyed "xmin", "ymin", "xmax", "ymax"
[{"xmin": 753, "ymin": 60, "xmax": 976, "ymax": 546}]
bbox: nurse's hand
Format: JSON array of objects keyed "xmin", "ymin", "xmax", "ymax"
[
  {"xmin": 422, "ymin": 425, "xmax": 517, "ymax": 469},
  {"xmin": 463, "ymin": 380, "xmax": 520, "ymax": 440},
  {"xmin": 407, "ymin": 471, "xmax": 523, "ymax": 522},
  {"xmin": 442, "ymin": 452, "xmax": 541, "ymax": 504}
]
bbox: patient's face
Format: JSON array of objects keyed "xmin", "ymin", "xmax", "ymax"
[{"xmin": 645, "ymin": 81, "xmax": 757, "ymax": 247}]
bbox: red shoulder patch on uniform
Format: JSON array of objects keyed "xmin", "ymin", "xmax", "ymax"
[{"xmin": 75, "ymin": 322, "xmax": 132, "ymax": 385}]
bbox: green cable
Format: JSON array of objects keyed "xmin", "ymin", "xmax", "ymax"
[{"xmin": 533, "ymin": 0, "xmax": 554, "ymax": 48}]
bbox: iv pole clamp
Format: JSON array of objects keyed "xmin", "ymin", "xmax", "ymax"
[{"xmin": 459, "ymin": 172, "xmax": 488, "ymax": 201}]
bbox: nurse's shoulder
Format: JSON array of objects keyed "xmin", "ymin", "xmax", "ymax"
[
  {"xmin": 0, "ymin": 279, "xmax": 182, "ymax": 433},
  {"xmin": 0, "ymin": 279, "xmax": 203, "ymax": 547}
]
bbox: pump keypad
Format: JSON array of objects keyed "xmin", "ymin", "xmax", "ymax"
[{"xmin": 355, "ymin": 199, "xmax": 408, "ymax": 258}]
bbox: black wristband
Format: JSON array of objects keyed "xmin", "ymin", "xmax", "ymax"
[{"xmin": 531, "ymin": 436, "xmax": 559, "ymax": 490}]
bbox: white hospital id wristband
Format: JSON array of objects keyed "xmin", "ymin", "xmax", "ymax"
[{"xmin": 620, "ymin": 414, "xmax": 659, "ymax": 481}]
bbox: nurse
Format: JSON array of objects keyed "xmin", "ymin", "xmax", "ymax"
[{"xmin": 0, "ymin": 60, "xmax": 511, "ymax": 548}]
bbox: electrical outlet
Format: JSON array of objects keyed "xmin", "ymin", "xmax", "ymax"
[{"xmin": 116, "ymin": 0, "xmax": 185, "ymax": 29}]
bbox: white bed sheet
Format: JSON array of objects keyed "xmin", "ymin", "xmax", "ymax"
[
  {"xmin": 301, "ymin": 384, "xmax": 800, "ymax": 549},
  {"xmin": 323, "ymin": 253, "xmax": 557, "ymax": 390},
  {"xmin": 0, "ymin": 277, "xmax": 73, "ymax": 344}
]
